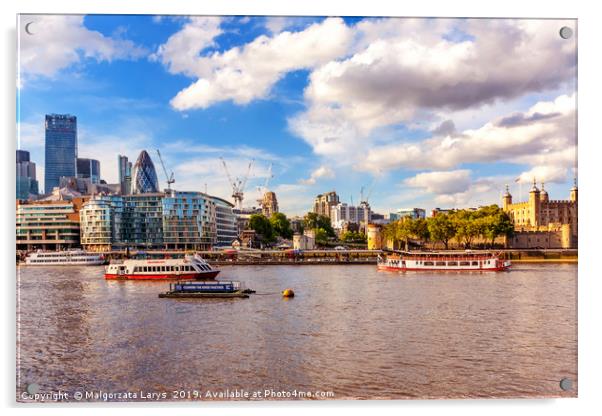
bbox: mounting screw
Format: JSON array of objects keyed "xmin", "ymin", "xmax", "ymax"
[
  {"xmin": 559, "ymin": 26, "xmax": 573, "ymax": 40},
  {"xmin": 559, "ymin": 377, "xmax": 573, "ymax": 391}
]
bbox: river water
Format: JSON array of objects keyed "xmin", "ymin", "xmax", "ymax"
[{"xmin": 16, "ymin": 263, "xmax": 577, "ymax": 401}]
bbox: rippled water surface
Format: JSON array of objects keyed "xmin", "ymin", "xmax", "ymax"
[{"xmin": 17, "ymin": 263, "xmax": 577, "ymax": 401}]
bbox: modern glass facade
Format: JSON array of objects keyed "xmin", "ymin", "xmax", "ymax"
[
  {"xmin": 78, "ymin": 192, "xmax": 230, "ymax": 250},
  {"xmin": 79, "ymin": 197, "xmax": 123, "ymax": 251},
  {"xmin": 213, "ymin": 196, "xmax": 238, "ymax": 246},
  {"xmin": 76, "ymin": 158, "xmax": 101, "ymax": 184},
  {"xmin": 131, "ymin": 150, "xmax": 159, "ymax": 194},
  {"xmin": 162, "ymin": 191, "xmax": 216, "ymax": 250},
  {"xmin": 45, "ymin": 114, "xmax": 77, "ymax": 194}
]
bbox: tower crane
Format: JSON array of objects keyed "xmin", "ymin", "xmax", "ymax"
[
  {"xmin": 156, "ymin": 149, "xmax": 175, "ymax": 191},
  {"xmin": 220, "ymin": 157, "xmax": 254, "ymax": 210}
]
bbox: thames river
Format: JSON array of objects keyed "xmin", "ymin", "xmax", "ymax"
[{"xmin": 16, "ymin": 263, "xmax": 577, "ymax": 401}]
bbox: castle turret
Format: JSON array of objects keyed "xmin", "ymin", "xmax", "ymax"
[
  {"xmin": 502, "ymin": 184, "xmax": 512, "ymax": 210},
  {"xmin": 528, "ymin": 178, "xmax": 540, "ymax": 227},
  {"xmin": 570, "ymin": 178, "xmax": 578, "ymax": 202},
  {"xmin": 540, "ymin": 182, "xmax": 549, "ymax": 203}
]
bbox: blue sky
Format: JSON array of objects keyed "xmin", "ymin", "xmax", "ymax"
[{"xmin": 17, "ymin": 15, "xmax": 577, "ymax": 215}]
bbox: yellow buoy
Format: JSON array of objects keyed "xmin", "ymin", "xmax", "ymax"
[{"xmin": 282, "ymin": 288, "xmax": 295, "ymax": 298}]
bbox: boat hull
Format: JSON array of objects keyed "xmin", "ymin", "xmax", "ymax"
[
  {"xmin": 105, "ymin": 270, "xmax": 220, "ymax": 280},
  {"xmin": 378, "ymin": 265, "xmax": 510, "ymax": 272}
]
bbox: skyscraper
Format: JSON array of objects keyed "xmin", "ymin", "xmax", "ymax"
[
  {"xmin": 131, "ymin": 150, "xmax": 159, "ymax": 194},
  {"xmin": 118, "ymin": 155, "xmax": 132, "ymax": 194},
  {"xmin": 76, "ymin": 158, "xmax": 101, "ymax": 184},
  {"xmin": 44, "ymin": 114, "xmax": 77, "ymax": 194},
  {"xmin": 16, "ymin": 149, "xmax": 39, "ymax": 199}
]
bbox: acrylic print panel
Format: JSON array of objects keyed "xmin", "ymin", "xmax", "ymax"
[{"xmin": 16, "ymin": 15, "xmax": 577, "ymax": 402}]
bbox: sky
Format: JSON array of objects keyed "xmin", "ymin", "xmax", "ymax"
[{"xmin": 16, "ymin": 15, "xmax": 577, "ymax": 216}]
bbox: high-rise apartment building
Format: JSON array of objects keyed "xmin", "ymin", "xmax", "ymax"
[
  {"xmin": 313, "ymin": 191, "xmax": 340, "ymax": 219},
  {"xmin": 44, "ymin": 114, "xmax": 77, "ymax": 194}
]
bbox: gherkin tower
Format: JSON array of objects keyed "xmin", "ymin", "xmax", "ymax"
[{"xmin": 131, "ymin": 150, "xmax": 159, "ymax": 194}]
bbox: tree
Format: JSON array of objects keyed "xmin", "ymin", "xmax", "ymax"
[
  {"xmin": 248, "ymin": 214, "xmax": 275, "ymax": 243},
  {"xmin": 340, "ymin": 231, "xmax": 366, "ymax": 244},
  {"xmin": 270, "ymin": 212, "xmax": 293, "ymax": 239},
  {"xmin": 452, "ymin": 210, "xmax": 483, "ymax": 248},
  {"xmin": 427, "ymin": 214, "xmax": 457, "ymax": 250},
  {"xmin": 314, "ymin": 228, "xmax": 329, "ymax": 245},
  {"xmin": 303, "ymin": 212, "xmax": 335, "ymax": 237},
  {"xmin": 482, "ymin": 211, "xmax": 514, "ymax": 247},
  {"xmin": 410, "ymin": 218, "xmax": 430, "ymax": 246}
]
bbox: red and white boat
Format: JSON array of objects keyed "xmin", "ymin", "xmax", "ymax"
[
  {"xmin": 377, "ymin": 251, "xmax": 511, "ymax": 272},
  {"xmin": 105, "ymin": 254, "xmax": 220, "ymax": 280}
]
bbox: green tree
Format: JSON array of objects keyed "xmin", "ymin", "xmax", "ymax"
[
  {"xmin": 314, "ymin": 228, "xmax": 329, "ymax": 245},
  {"xmin": 340, "ymin": 231, "xmax": 367, "ymax": 243},
  {"xmin": 303, "ymin": 212, "xmax": 335, "ymax": 237},
  {"xmin": 452, "ymin": 210, "xmax": 483, "ymax": 248},
  {"xmin": 269, "ymin": 212, "xmax": 293, "ymax": 239},
  {"xmin": 248, "ymin": 214, "xmax": 275, "ymax": 243},
  {"xmin": 482, "ymin": 211, "xmax": 514, "ymax": 247},
  {"xmin": 409, "ymin": 218, "xmax": 430, "ymax": 246},
  {"xmin": 427, "ymin": 214, "xmax": 457, "ymax": 250}
]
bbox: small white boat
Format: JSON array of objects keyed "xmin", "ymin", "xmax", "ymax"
[
  {"xmin": 378, "ymin": 250, "xmax": 511, "ymax": 272},
  {"xmin": 24, "ymin": 249, "xmax": 105, "ymax": 266},
  {"xmin": 105, "ymin": 254, "xmax": 220, "ymax": 280}
]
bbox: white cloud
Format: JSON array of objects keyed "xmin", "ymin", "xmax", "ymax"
[
  {"xmin": 162, "ymin": 17, "xmax": 353, "ymax": 110},
  {"xmin": 291, "ymin": 19, "xmax": 576, "ymax": 162},
  {"xmin": 150, "ymin": 16, "xmax": 223, "ymax": 77},
  {"xmin": 405, "ymin": 169, "xmax": 472, "ymax": 195},
  {"xmin": 359, "ymin": 94, "xmax": 576, "ymax": 176},
  {"xmin": 299, "ymin": 165, "xmax": 335, "ymax": 185},
  {"xmin": 18, "ymin": 15, "xmax": 145, "ymax": 83}
]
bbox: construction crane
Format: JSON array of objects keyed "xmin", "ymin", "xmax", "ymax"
[
  {"xmin": 360, "ymin": 180, "xmax": 375, "ymax": 204},
  {"xmin": 156, "ymin": 149, "xmax": 175, "ymax": 191},
  {"xmin": 220, "ymin": 157, "xmax": 254, "ymax": 210},
  {"xmin": 256, "ymin": 163, "xmax": 274, "ymax": 206}
]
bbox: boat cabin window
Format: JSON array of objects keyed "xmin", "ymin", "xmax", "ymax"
[
  {"xmin": 435, "ymin": 262, "xmax": 445, "ymax": 266},
  {"xmin": 460, "ymin": 261, "xmax": 470, "ymax": 266},
  {"xmin": 424, "ymin": 261, "xmax": 434, "ymax": 266},
  {"xmin": 448, "ymin": 262, "xmax": 457, "ymax": 266},
  {"xmin": 472, "ymin": 261, "xmax": 478, "ymax": 266}
]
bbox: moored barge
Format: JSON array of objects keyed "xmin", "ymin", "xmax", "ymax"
[
  {"xmin": 159, "ymin": 281, "xmax": 250, "ymax": 298},
  {"xmin": 377, "ymin": 251, "xmax": 511, "ymax": 272}
]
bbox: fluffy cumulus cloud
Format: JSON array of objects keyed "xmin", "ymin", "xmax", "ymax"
[
  {"xmin": 158, "ymin": 17, "xmax": 353, "ymax": 110},
  {"xmin": 299, "ymin": 165, "xmax": 335, "ymax": 185},
  {"xmin": 291, "ymin": 18, "xmax": 576, "ymax": 156},
  {"xmin": 18, "ymin": 15, "xmax": 145, "ymax": 83},
  {"xmin": 361, "ymin": 94, "xmax": 576, "ymax": 178}
]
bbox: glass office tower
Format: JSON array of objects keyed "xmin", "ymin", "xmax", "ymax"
[
  {"xmin": 131, "ymin": 150, "xmax": 159, "ymax": 194},
  {"xmin": 44, "ymin": 114, "xmax": 77, "ymax": 194},
  {"xmin": 76, "ymin": 158, "xmax": 101, "ymax": 184}
]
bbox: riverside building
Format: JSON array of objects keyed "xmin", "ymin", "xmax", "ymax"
[
  {"xmin": 502, "ymin": 180, "xmax": 578, "ymax": 249},
  {"xmin": 79, "ymin": 191, "xmax": 234, "ymax": 251},
  {"xmin": 16, "ymin": 198, "xmax": 88, "ymax": 251}
]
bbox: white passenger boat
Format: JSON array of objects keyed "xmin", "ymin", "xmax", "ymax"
[
  {"xmin": 377, "ymin": 251, "xmax": 511, "ymax": 272},
  {"xmin": 24, "ymin": 250, "xmax": 105, "ymax": 266},
  {"xmin": 105, "ymin": 254, "xmax": 220, "ymax": 280}
]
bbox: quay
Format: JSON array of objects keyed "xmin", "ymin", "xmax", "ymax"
[{"xmin": 16, "ymin": 249, "xmax": 577, "ymax": 265}]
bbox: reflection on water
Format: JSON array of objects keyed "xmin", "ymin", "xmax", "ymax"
[{"xmin": 17, "ymin": 263, "xmax": 577, "ymax": 400}]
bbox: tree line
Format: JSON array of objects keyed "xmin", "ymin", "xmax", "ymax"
[{"xmin": 382, "ymin": 205, "xmax": 514, "ymax": 250}]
